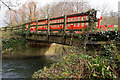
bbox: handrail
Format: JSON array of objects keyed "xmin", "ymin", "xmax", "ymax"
[{"xmin": 0, "ymin": 9, "xmax": 97, "ymax": 34}]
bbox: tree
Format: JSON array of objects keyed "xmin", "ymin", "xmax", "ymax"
[
  {"xmin": 39, "ymin": 4, "xmax": 51, "ymax": 18},
  {"xmin": 4, "ymin": 10, "xmax": 17, "ymax": 26},
  {"xmin": 94, "ymin": 3, "xmax": 118, "ymax": 25},
  {"xmin": 40, "ymin": 0, "xmax": 91, "ymax": 18},
  {"xmin": 73, "ymin": 0, "xmax": 91, "ymax": 13},
  {"xmin": 4, "ymin": 0, "xmax": 91, "ymax": 26},
  {"xmin": 26, "ymin": 1, "xmax": 38, "ymax": 21},
  {"xmin": 103, "ymin": 11, "xmax": 118, "ymax": 25},
  {"xmin": 4, "ymin": 1, "xmax": 39, "ymax": 26},
  {"xmin": 0, "ymin": 0, "xmax": 21, "ymax": 11}
]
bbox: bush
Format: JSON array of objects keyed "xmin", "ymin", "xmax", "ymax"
[
  {"xmin": 2, "ymin": 37, "xmax": 26, "ymax": 54},
  {"xmin": 32, "ymin": 46, "xmax": 119, "ymax": 79}
]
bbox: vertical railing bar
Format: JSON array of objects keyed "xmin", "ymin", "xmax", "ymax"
[
  {"xmin": 28, "ymin": 23, "xmax": 30, "ymax": 33},
  {"xmin": 17, "ymin": 26, "xmax": 19, "ymax": 31},
  {"xmin": 11, "ymin": 27, "xmax": 13, "ymax": 31},
  {"xmin": 47, "ymin": 18, "xmax": 50, "ymax": 35},
  {"xmin": 5, "ymin": 27, "xmax": 7, "ymax": 32},
  {"xmin": 22, "ymin": 24, "xmax": 26, "ymax": 33},
  {"xmin": 63, "ymin": 15, "xmax": 67, "ymax": 34},
  {"xmin": 63, "ymin": 15, "xmax": 67, "ymax": 45},
  {"xmin": 36, "ymin": 21, "xmax": 38, "ymax": 33}
]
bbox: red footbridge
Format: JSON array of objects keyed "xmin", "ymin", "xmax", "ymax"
[{"xmin": 1, "ymin": 9, "xmax": 119, "ymax": 46}]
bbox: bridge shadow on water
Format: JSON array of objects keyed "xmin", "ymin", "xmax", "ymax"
[
  {"xmin": 2, "ymin": 42, "xmax": 53, "ymax": 59},
  {"xmin": 2, "ymin": 42, "xmax": 57, "ymax": 78}
]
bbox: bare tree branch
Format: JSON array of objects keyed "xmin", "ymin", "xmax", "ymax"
[
  {"xmin": 0, "ymin": 0, "xmax": 11, "ymax": 10},
  {"xmin": 0, "ymin": 0, "xmax": 21, "ymax": 11}
]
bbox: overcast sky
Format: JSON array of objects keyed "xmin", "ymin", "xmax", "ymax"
[{"xmin": 0, "ymin": 0, "xmax": 120, "ymax": 27}]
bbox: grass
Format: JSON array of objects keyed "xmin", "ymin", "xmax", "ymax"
[{"xmin": 32, "ymin": 47, "xmax": 120, "ymax": 79}]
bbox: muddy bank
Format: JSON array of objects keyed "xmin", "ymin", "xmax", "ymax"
[
  {"xmin": 2, "ymin": 43, "xmax": 74, "ymax": 60},
  {"xmin": 2, "ymin": 54, "xmax": 46, "ymax": 59}
]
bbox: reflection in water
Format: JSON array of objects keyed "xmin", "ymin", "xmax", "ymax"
[{"xmin": 2, "ymin": 57, "xmax": 54, "ymax": 78}]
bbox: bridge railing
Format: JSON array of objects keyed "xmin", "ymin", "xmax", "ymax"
[
  {"xmin": 0, "ymin": 9, "xmax": 97, "ymax": 35},
  {"xmin": 0, "ymin": 26, "xmax": 22, "ymax": 32}
]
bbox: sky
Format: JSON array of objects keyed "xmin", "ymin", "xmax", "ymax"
[{"xmin": 0, "ymin": 0, "xmax": 120, "ymax": 27}]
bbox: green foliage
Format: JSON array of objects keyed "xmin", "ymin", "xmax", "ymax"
[
  {"xmin": 32, "ymin": 29, "xmax": 120, "ymax": 79},
  {"xmin": 32, "ymin": 47, "xmax": 119, "ymax": 79},
  {"xmin": 84, "ymin": 54, "xmax": 118, "ymax": 78},
  {"xmin": 26, "ymin": 24, "xmax": 119, "ymax": 79},
  {"xmin": 2, "ymin": 37, "xmax": 26, "ymax": 54},
  {"xmin": 14, "ymin": 30, "xmax": 26, "ymax": 36}
]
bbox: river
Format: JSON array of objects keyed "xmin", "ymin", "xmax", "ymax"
[{"xmin": 2, "ymin": 57, "xmax": 54, "ymax": 78}]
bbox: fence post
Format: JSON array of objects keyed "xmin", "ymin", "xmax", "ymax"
[
  {"xmin": 28, "ymin": 23, "xmax": 30, "ymax": 33},
  {"xmin": 11, "ymin": 27, "xmax": 13, "ymax": 31},
  {"xmin": 36, "ymin": 21, "xmax": 38, "ymax": 33},
  {"xmin": 4, "ymin": 27, "xmax": 7, "ymax": 32},
  {"xmin": 47, "ymin": 18, "xmax": 50, "ymax": 35},
  {"xmin": 16, "ymin": 26, "xmax": 18, "ymax": 31},
  {"xmin": 63, "ymin": 15, "xmax": 67, "ymax": 34},
  {"xmin": 22, "ymin": 24, "xmax": 26, "ymax": 33},
  {"xmin": 63, "ymin": 15, "xmax": 67, "ymax": 45}
]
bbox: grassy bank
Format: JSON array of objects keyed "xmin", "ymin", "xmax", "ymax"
[{"xmin": 32, "ymin": 44, "xmax": 120, "ymax": 79}]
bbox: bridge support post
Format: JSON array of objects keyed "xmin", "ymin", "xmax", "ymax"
[
  {"xmin": 4, "ymin": 27, "xmax": 7, "ymax": 32},
  {"xmin": 47, "ymin": 18, "xmax": 50, "ymax": 35},
  {"xmin": 63, "ymin": 15, "xmax": 67, "ymax": 45},
  {"xmin": 47, "ymin": 18, "xmax": 50, "ymax": 41},
  {"xmin": 36, "ymin": 21, "xmax": 38, "ymax": 33},
  {"xmin": 22, "ymin": 24, "xmax": 26, "ymax": 38},
  {"xmin": 83, "ymin": 9, "xmax": 97, "ymax": 52},
  {"xmin": 22, "ymin": 24, "xmax": 26, "ymax": 32},
  {"xmin": 17, "ymin": 26, "xmax": 19, "ymax": 31},
  {"xmin": 63, "ymin": 15, "xmax": 67, "ymax": 34},
  {"xmin": 28, "ymin": 23, "xmax": 30, "ymax": 34},
  {"xmin": 11, "ymin": 27, "xmax": 13, "ymax": 31}
]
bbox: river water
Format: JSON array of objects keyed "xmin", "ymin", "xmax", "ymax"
[{"xmin": 2, "ymin": 57, "xmax": 54, "ymax": 78}]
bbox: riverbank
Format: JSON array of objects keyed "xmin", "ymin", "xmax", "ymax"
[
  {"xmin": 2, "ymin": 30, "xmax": 120, "ymax": 79},
  {"xmin": 32, "ymin": 44, "xmax": 120, "ymax": 79},
  {"xmin": 1, "ymin": 30, "xmax": 75, "ymax": 60},
  {"xmin": 2, "ymin": 36, "xmax": 73, "ymax": 59}
]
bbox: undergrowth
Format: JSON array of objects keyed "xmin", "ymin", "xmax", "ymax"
[{"xmin": 32, "ymin": 43, "xmax": 120, "ymax": 79}]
